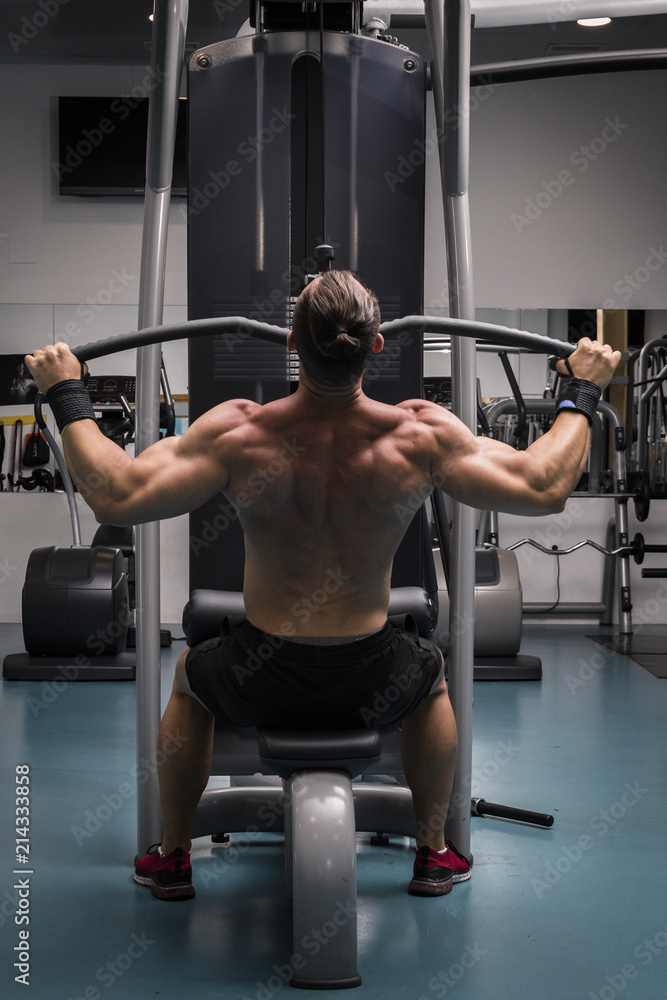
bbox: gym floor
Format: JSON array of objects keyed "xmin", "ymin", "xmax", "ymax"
[{"xmin": 1, "ymin": 621, "xmax": 665, "ymax": 1000}]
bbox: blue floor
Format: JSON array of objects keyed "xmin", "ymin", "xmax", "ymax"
[{"xmin": 1, "ymin": 622, "xmax": 666, "ymax": 1000}]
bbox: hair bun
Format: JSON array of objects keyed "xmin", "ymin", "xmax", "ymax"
[{"xmin": 325, "ymin": 329, "xmax": 359, "ymax": 359}]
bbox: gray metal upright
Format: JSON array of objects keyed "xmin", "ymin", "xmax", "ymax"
[
  {"xmin": 135, "ymin": 0, "xmax": 189, "ymax": 854},
  {"xmin": 425, "ymin": 0, "xmax": 476, "ymax": 859}
]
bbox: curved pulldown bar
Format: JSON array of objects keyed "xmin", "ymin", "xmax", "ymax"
[
  {"xmin": 68, "ymin": 314, "xmax": 576, "ymax": 365},
  {"xmin": 35, "ymin": 315, "xmax": 572, "ymax": 557},
  {"xmin": 71, "ymin": 316, "xmax": 289, "ymax": 363},
  {"xmin": 379, "ymin": 316, "xmax": 574, "ymax": 360}
]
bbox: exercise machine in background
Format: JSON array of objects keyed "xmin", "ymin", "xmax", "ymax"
[{"xmin": 2, "ymin": 361, "xmax": 176, "ymax": 681}]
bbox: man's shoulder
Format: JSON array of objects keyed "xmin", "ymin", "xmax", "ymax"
[
  {"xmin": 187, "ymin": 399, "xmax": 262, "ymax": 447},
  {"xmin": 395, "ymin": 399, "xmax": 468, "ymax": 450},
  {"xmin": 208, "ymin": 398, "xmax": 263, "ymax": 423},
  {"xmin": 396, "ymin": 398, "xmax": 452, "ymax": 424}
]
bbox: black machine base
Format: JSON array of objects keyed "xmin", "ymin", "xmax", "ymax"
[
  {"xmin": 126, "ymin": 627, "xmax": 172, "ymax": 648},
  {"xmin": 473, "ymin": 654, "xmax": 542, "ymax": 681},
  {"xmin": 2, "ymin": 652, "xmax": 136, "ymax": 681}
]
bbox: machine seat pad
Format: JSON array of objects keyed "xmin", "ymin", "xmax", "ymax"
[{"xmin": 257, "ymin": 727, "xmax": 382, "ymax": 779}]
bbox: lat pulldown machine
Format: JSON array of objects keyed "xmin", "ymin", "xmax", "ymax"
[{"xmin": 40, "ymin": 0, "xmax": 586, "ymax": 987}]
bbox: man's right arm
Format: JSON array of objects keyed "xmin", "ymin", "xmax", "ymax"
[
  {"xmin": 426, "ymin": 337, "xmax": 621, "ymax": 517},
  {"xmin": 26, "ymin": 340, "xmax": 258, "ymax": 526}
]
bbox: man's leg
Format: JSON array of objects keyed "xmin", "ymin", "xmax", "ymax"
[
  {"xmin": 400, "ymin": 651, "xmax": 457, "ymax": 853},
  {"xmin": 157, "ymin": 649, "xmax": 215, "ymax": 854}
]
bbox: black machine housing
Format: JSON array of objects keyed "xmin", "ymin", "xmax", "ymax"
[
  {"xmin": 2, "ymin": 543, "xmax": 136, "ymax": 680},
  {"xmin": 22, "ymin": 545, "xmax": 129, "ymax": 657},
  {"xmin": 187, "ymin": 26, "xmax": 426, "ymax": 593}
]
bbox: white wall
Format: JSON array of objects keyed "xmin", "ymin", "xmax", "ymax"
[
  {"xmin": 1, "ymin": 59, "xmax": 667, "ymax": 626},
  {"xmin": 0, "ymin": 62, "xmax": 190, "ymax": 623},
  {"xmin": 470, "ymin": 69, "xmax": 666, "ymax": 310},
  {"xmin": 424, "ymin": 68, "xmax": 667, "ymax": 625},
  {"xmin": 0, "ymin": 63, "xmax": 187, "ymax": 308}
]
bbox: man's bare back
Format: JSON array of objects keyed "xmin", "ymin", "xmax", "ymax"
[
  {"xmin": 197, "ymin": 322, "xmax": 618, "ymax": 638},
  {"xmin": 219, "ymin": 387, "xmax": 441, "ymax": 636}
]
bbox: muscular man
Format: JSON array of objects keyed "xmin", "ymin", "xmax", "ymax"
[{"xmin": 26, "ymin": 270, "xmax": 619, "ymax": 900}]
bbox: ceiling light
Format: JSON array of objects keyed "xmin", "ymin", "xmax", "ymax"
[{"xmin": 577, "ymin": 17, "xmax": 612, "ymax": 26}]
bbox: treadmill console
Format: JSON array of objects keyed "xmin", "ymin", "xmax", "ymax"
[{"xmin": 86, "ymin": 376, "xmax": 136, "ymax": 405}]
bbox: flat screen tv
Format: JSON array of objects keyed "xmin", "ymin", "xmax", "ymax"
[{"xmin": 57, "ymin": 96, "xmax": 187, "ymax": 197}]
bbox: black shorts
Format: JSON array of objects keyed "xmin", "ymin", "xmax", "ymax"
[{"xmin": 185, "ymin": 618, "xmax": 443, "ymax": 730}]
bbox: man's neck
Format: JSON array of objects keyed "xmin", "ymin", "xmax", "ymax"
[{"xmin": 296, "ymin": 372, "xmax": 365, "ymax": 408}]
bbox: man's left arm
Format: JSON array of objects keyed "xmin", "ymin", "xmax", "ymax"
[{"xmin": 425, "ymin": 337, "xmax": 621, "ymax": 516}]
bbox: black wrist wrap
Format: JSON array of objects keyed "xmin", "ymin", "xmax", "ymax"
[
  {"xmin": 555, "ymin": 376, "xmax": 601, "ymax": 425},
  {"xmin": 45, "ymin": 379, "xmax": 96, "ymax": 434}
]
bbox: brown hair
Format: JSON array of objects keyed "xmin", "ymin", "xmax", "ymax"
[{"xmin": 291, "ymin": 270, "xmax": 380, "ymax": 388}]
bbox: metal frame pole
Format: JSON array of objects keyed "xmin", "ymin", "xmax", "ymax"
[
  {"xmin": 364, "ymin": 1, "xmax": 667, "ymax": 28},
  {"xmin": 425, "ymin": 0, "xmax": 476, "ymax": 859},
  {"xmin": 135, "ymin": 0, "xmax": 189, "ymax": 855}
]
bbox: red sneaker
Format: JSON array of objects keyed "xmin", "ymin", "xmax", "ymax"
[
  {"xmin": 134, "ymin": 844, "xmax": 195, "ymax": 900},
  {"xmin": 440, "ymin": 841, "xmax": 472, "ymax": 883},
  {"xmin": 408, "ymin": 843, "xmax": 471, "ymax": 896}
]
